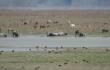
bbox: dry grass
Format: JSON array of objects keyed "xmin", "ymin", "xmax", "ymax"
[{"xmin": 0, "ymin": 10, "xmax": 110, "ymax": 35}]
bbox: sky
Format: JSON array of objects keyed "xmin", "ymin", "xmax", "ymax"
[{"xmin": 0, "ymin": 0, "xmax": 110, "ymax": 10}]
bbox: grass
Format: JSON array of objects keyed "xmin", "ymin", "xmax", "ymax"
[
  {"xmin": 0, "ymin": 10, "xmax": 110, "ymax": 36},
  {"xmin": 0, "ymin": 48, "xmax": 110, "ymax": 70}
]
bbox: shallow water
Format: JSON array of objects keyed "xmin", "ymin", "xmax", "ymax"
[{"xmin": 0, "ymin": 35, "xmax": 110, "ymax": 51}]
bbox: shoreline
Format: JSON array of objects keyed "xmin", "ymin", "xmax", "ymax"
[
  {"xmin": 0, "ymin": 47, "xmax": 110, "ymax": 52},
  {"xmin": 9, "ymin": 34, "xmax": 110, "ymax": 37}
]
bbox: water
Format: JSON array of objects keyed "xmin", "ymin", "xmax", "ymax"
[{"xmin": 0, "ymin": 35, "xmax": 110, "ymax": 51}]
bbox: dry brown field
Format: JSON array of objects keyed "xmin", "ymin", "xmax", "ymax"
[{"xmin": 0, "ymin": 10, "xmax": 110, "ymax": 35}]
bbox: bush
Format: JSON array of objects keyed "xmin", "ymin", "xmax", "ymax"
[{"xmin": 102, "ymin": 29, "xmax": 109, "ymax": 33}]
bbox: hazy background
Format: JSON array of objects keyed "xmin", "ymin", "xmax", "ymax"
[{"xmin": 0, "ymin": 0, "xmax": 110, "ymax": 10}]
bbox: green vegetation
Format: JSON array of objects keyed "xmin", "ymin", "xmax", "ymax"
[{"xmin": 0, "ymin": 48, "xmax": 110, "ymax": 70}]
